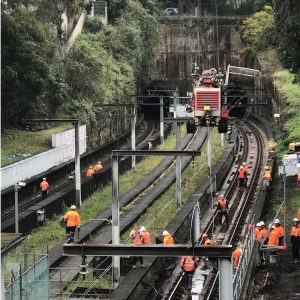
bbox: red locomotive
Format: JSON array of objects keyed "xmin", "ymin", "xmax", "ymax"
[{"xmin": 186, "ymin": 67, "xmax": 229, "ymax": 134}]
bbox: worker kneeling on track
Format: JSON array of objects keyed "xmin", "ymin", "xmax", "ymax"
[
  {"xmin": 180, "ymin": 256, "xmax": 197, "ymax": 291},
  {"xmin": 64, "ymin": 205, "xmax": 81, "ymax": 244},
  {"xmin": 263, "ymin": 166, "xmax": 272, "ymax": 189}
]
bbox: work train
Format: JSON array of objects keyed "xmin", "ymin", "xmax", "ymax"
[{"xmin": 186, "ymin": 67, "xmax": 229, "ymax": 134}]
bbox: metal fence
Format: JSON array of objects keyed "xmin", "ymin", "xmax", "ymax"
[
  {"xmin": 232, "ymin": 222, "xmax": 255, "ymax": 300},
  {"xmin": 4, "ymin": 254, "xmax": 49, "ymax": 300}
]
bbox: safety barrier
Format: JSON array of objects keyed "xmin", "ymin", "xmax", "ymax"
[{"xmin": 233, "ymin": 221, "xmax": 255, "ymax": 300}]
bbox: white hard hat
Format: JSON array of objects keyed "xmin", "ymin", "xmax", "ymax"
[
  {"xmin": 140, "ymin": 226, "xmax": 146, "ymax": 232},
  {"xmin": 240, "ymin": 166, "xmax": 244, "ymax": 169},
  {"xmin": 43, "ymin": 177, "xmax": 46, "ymax": 180},
  {"xmin": 98, "ymin": 161, "xmax": 101, "ymax": 164},
  {"xmin": 293, "ymin": 218, "xmax": 298, "ymax": 222},
  {"xmin": 162, "ymin": 230, "xmax": 169, "ymax": 236},
  {"xmin": 243, "ymin": 162, "xmax": 247, "ymax": 165},
  {"xmin": 71, "ymin": 205, "xmax": 76, "ymax": 210},
  {"xmin": 272, "ymin": 225, "xmax": 275, "ymax": 229},
  {"xmin": 274, "ymin": 219, "xmax": 280, "ymax": 224},
  {"xmin": 220, "ymin": 194, "xmax": 224, "ymax": 198},
  {"xmin": 256, "ymin": 223, "xmax": 261, "ymax": 227},
  {"xmin": 260, "ymin": 221, "xmax": 265, "ymax": 226}
]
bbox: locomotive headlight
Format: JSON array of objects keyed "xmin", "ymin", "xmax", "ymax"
[{"xmin": 204, "ymin": 105, "xmax": 211, "ymax": 111}]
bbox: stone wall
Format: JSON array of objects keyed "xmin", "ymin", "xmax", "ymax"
[{"xmin": 155, "ymin": 16, "xmax": 257, "ymax": 81}]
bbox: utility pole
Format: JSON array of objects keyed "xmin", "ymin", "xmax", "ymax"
[
  {"xmin": 131, "ymin": 105, "xmax": 136, "ymax": 171},
  {"xmin": 160, "ymin": 96, "xmax": 164, "ymax": 147},
  {"xmin": 74, "ymin": 122, "xmax": 81, "ymax": 207}
]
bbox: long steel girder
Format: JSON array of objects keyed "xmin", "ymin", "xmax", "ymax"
[
  {"xmin": 63, "ymin": 244, "xmax": 232, "ymax": 257},
  {"xmin": 112, "ymin": 150, "xmax": 201, "ymax": 157}
]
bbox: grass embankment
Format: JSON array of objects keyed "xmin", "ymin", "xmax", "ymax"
[
  {"xmin": 258, "ymin": 49, "xmax": 300, "ymax": 156},
  {"xmin": 1, "ymin": 124, "xmax": 73, "ymax": 167}
]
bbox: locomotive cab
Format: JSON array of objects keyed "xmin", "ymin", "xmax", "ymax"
[{"xmin": 186, "ymin": 67, "xmax": 228, "ymax": 134}]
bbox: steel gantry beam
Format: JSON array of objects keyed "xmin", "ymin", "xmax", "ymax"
[
  {"xmin": 63, "ymin": 244, "xmax": 234, "ymax": 300},
  {"xmin": 111, "ymin": 150, "xmax": 201, "ymax": 288},
  {"xmin": 63, "ymin": 244, "xmax": 232, "ymax": 257}
]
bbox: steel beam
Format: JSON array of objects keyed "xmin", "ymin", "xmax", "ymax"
[
  {"xmin": 222, "ymin": 104, "xmax": 269, "ymax": 107},
  {"xmin": 23, "ymin": 119, "xmax": 79, "ymax": 123},
  {"xmin": 112, "ymin": 150, "xmax": 201, "ymax": 157},
  {"xmin": 112, "ymin": 155, "xmax": 120, "ymax": 288},
  {"xmin": 219, "ymin": 258, "xmax": 233, "ymax": 300},
  {"xmin": 164, "ymin": 118, "xmax": 194, "ymax": 122},
  {"xmin": 63, "ymin": 244, "xmax": 232, "ymax": 257},
  {"xmin": 146, "ymin": 89, "xmax": 177, "ymax": 93},
  {"xmin": 74, "ymin": 123, "xmax": 81, "ymax": 207},
  {"xmin": 160, "ymin": 96, "xmax": 164, "ymax": 147}
]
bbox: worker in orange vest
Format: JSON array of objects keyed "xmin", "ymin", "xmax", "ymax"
[
  {"xmin": 232, "ymin": 245, "xmax": 242, "ymax": 270},
  {"xmin": 86, "ymin": 166, "xmax": 95, "ymax": 177},
  {"xmin": 217, "ymin": 194, "xmax": 229, "ymax": 225},
  {"xmin": 162, "ymin": 230, "xmax": 174, "ymax": 244},
  {"xmin": 263, "ymin": 168, "xmax": 272, "ymax": 182},
  {"xmin": 238, "ymin": 166, "xmax": 246, "ymax": 188},
  {"xmin": 180, "ymin": 256, "xmax": 196, "ymax": 290},
  {"xmin": 297, "ymin": 173, "xmax": 300, "ymax": 187},
  {"xmin": 130, "ymin": 226, "xmax": 144, "ymax": 268},
  {"xmin": 268, "ymin": 225, "xmax": 279, "ymax": 246},
  {"xmin": 290, "ymin": 218, "xmax": 299, "ymax": 263},
  {"xmin": 260, "ymin": 221, "xmax": 268, "ymax": 243},
  {"xmin": 40, "ymin": 177, "xmax": 49, "ymax": 199},
  {"xmin": 242, "ymin": 162, "xmax": 248, "ymax": 185},
  {"xmin": 202, "ymin": 233, "xmax": 212, "ymax": 245},
  {"xmin": 140, "ymin": 226, "xmax": 152, "ymax": 245},
  {"xmin": 274, "ymin": 219, "xmax": 284, "ymax": 246},
  {"xmin": 255, "ymin": 223, "xmax": 263, "ymax": 241},
  {"xmin": 64, "ymin": 205, "xmax": 81, "ymax": 243},
  {"xmin": 94, "ymin": 161, "xmax": 103, "ymax": 172}
]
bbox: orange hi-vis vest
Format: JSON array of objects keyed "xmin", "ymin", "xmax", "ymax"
[
  {"xmin": 261, "ymin": 228, "xmax": 267, "ymax": 239},
  {"xmin": 204, "ymin": 238, "xmax": 212, "ymax": 245},
  {"xmin": 238, "ymin": 169, "xmax": 245, "ymax": 179},
  {"xmin": 263, "ymin": 171, "xmax": 272, "ymax": 181},
  {"xmin": 255, "ymin": 228, "xmax": 263, "ymax": 241},
  {"xmin": 40, "ymin": 181, "xmax": 49, "ymax": 191},
  {"xmin": 242, "ymin": 165, "xmax": 248, "ymax": 174},
  {"xmin": 291, "ymin": 226, "xmax": 299, "ymax": 237},
  {"xmin": 180, "ymin": 256, "xmax": 195, "ymax": 272},
  {"xmin": 87, "ymin": 168, "xmax": 94, "ymax": 177},
  {"xmin": 274, "ymin": 225, "xmax": 284, "ymax": 237},
  {"xmin": 141, "ymin": 231, "xmax": 152, "ymax": 245},
  {"xmin": 94, "ymin": 164, "xmax": 103, "ymax": 172},
  {"xmin": 163, "ymin": 234, "xmax": 174, "ymax": 245},
  {"xmin": 131, "ymin": 231, "xmax": 143, "ymax": 245},
  {"xmin": 232, "ymin": 249, "xmax": 242, "ymax": 270},
  {"xmin": 218, "ymin": 199, "xmax": 227, "ymax": 212},
  {"xmin": 64, "ymin": 211, "xmax": 80, "ymax": 227},
  {"xmin": 268, "ymin": 230, "xmax": 279, "ymax": 246}
]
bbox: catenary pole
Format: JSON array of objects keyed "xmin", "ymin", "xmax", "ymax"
[
  {"xmin": 14, "ymin": 184, "xmax": 19, "ymax": 234},
  {"xmin": 131, "ymin": 105, "xmax": 136, "ymax": 171},
  {"xmin": 176, "ymin": 122, "xmax": 182, "ymax": 211},
  {"xmin": 160, "ymin": 96, "xmax": 164, "ymax": 147},
  {"xmin": 74, "ymin": 122, "xmax": 81, "ymax": 207}
]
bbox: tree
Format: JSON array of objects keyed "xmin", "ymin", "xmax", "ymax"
[
  {"xmin": 242, "ymin": 5, "xmax": 277, "ymax": 51},
  {"xmin": 272, "ymin": 0, "xmax": 300, "ymax": 76},
  {"xmin": 1, "ymin": 5, "xmax": 68, "ymax": 128}
]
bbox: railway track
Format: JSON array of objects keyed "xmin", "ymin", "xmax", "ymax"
[
  {"xmin": 1, "ymin": 121, "xmax": 157, "ymax": 224},
  {"xmin": 49, "ymin": 128, "xmax": 206, "ymax": 298},
  {"xmin": 155, "ymin": 118, "xmax": 267, "ymax": 300}
]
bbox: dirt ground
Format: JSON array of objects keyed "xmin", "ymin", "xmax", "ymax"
[{"xmin": 249, "ymin": 174, "xmax": 300, "ymax": 300}]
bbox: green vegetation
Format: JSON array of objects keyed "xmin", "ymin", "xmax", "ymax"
[
  {"xmin": 1, "ymin": 124, "xmax": 73, "ymax": 167},
  {"xmin": 243, "ymin": 5, "xmax": 300, "ymax": 155},
  {"xmin": 1, "ymin": 0, "xmax": 159, "ymax": 145},
  {"xmin": 242, "ymin": 6, "xmax": 277, "ymax": 51}
]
